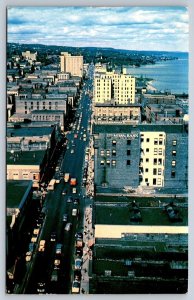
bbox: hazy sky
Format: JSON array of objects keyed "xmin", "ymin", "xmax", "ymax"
[{"xmin": 7, "ymin": 6, "xmax": 189, "ymax": 52}]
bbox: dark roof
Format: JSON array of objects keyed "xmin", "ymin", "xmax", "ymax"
[
  {"xmin": 7, "ymin": 180, "xmax": 32, "ymax": 209},
  {"xmin": 95, "ymin": 203, "xmax": 188, "ymax": 226},
  {"xmin": 7, "ymin": 150, "xmax": 47, "ymax": 165},
  {"xmin": 93, "ymin": 123, "xmax": 187, "ymax": 134},
  {"xmin": 7, "ymin": 126, "xmax": 54, "ymax": 137}
]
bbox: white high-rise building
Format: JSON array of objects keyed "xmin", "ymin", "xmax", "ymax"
[
  {"xmin": 60, "ymin": 52, "xmax": 83, "ymax": 77},
  {"xmin": 94, "ymin": 70, "xmax": 135, "ymax": 104}
]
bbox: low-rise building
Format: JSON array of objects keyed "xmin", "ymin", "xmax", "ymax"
[
  {"xmin": 90, "ymin": 195, "xmax": 188, "ymax": 294},
  {"xmin": 145, "ymin": 104, "xmax": 185, "ymax": 123},
  {"xmin": 7, "ymin": 150, "xmax": 48, "ymax": 188},
  {"xmin": 93, "ymin": 102, "xmax": 141, "ymax": 123},
  {"xmin": 15, "ymin": 93, "xmax": 68, "ymax": 115},
  {"xmin": 31, "ymin": 110, "xmax": 65, "ymax": 130}
]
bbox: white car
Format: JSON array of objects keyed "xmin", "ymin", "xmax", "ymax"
[
  {"xmin": 65, "ymin": 222, "xmax": 72, "ymax": 231},
  {"xmin": 25, "ymin": 251, "xmax": 32, "ymax": 262},
  {"xmin": 72, "ymin": 187, "xmax": 77, "ymax": 194}
]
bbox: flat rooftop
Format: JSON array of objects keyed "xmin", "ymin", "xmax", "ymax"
[
  {"xmin": 7, "ymin": 126, "xmax": 54, "ymax": 137},
  {"xmin": 93, "ymin": 123, "xmax": 187, "ymax": 134},
  {"xmin": 95, "ymin": 204, "xmax": 187, "ymax": 226},
  {"xmin": 7, "ymin": 180, "xmax": 32, "ymax": 208},
  {"xmin": 7, "ymin": 150, "xmax": 46, "ymax": 165},
  {"xmin": 32, "ymin": 109, "xmax": 64, "ymax": 114}
]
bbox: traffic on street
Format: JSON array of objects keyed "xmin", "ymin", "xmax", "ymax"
[{"xmin": 11, "ymin": 64, "xmax": 94, "ymax": 294}]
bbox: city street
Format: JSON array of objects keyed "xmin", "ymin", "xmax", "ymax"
[{"xmin": 22, "ymin": 65, "xmax": 94, "ymax": 294}]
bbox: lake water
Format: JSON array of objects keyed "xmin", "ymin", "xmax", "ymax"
[{"xmin": 127, "ymin": 52, "xmax": 188, "ymax": 94}]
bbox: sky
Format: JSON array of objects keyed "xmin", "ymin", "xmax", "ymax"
[{"xmin": 7, "ymin": 6, "xmax": 189, "ymax": 52}]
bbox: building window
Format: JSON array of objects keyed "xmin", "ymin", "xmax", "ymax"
[
  {"xmin": 127, "ymin": 140, "xmax": 131, "ymax": 145},
  {"xmin": 100, "ymin": 160, "xmax": 105, "ymax": 166},
  {"xmin": 172, "ymin": 160, "xmax": 176, "ymax": 167},
  {"xmin": 146, "ymin": 148, "xmax": 149, "ymax": 153},
  {"xmin": 112, "ymin": 150, "xmax": 116, "ymax": 156},
  {"xmin": 171, "ymin": 171, "xmax": 176, "ymax": 178},
  {"xmin": 127, "ymin": 150, "xmax": 131, "ymax": 156},
  {"xmin": 146, "ymin": 138, "xmax": 150, "ymax": 142},
  {"xmin": 126, "ymin": 160, "xmax": 131, "ymax": 166},
  {"xmin": 158, "ymin": 148, "xmax": 162, "ymax": 155},
  {"xmin": 158, "ymin": 168, "xmax": 162, "ymax": 175},
  {"xmin": 153, "ymin": 168, "xmax": 157, "ymax": 175},
  {"xmin": 141, "ymin": 138, "xmax": 144, "ymax": 142},
  {"xmin": 153, "ymin": 158, "xmax": 157, "ymax": 165},
  {"xmin": 112, "ymin": 160, "xmax": 116, "ymax": 166},
  {"xmin": 106, "ymin": 150, "xmax": 110, "ymax": 156},
  {"xmin": 154, "ymin": 138, "xmax": 158, "ymax": 145},
  {"xmin": 154, "ymin": 148, "xmax": 158, "ymax": 155},
  {"xmin": 25, "ymin": 110, "xmax": 27, "ymax": 114},
  {"xmin": 100, "ymin": 150, "xmax": 105, "ymax": 156},
  {"xmin": 172, "ymin": 140, "xmax": 177, "ymax": 146},
  {"xmin": 146, "ymin": 158, "xmax": 149, "ymax": 162},
  {"xmin": 153, "ymin": 178, "xmax": 156, "ymax": 185},
  {"xmin": 159, "ymin": 138, "xmax": 163, "ymax": 145},
  {"xmin": 145, "ymin": 168, "xmax": 148, "ymax": 172},
  {"xmin": 33, "ymin": 174, "xmax": 39, "ymax": 180},
  {"xmin": 158, "ymin": 158, "xmax": 162, "ymax": 165},
  {"xmin": 172, "ymin": 150, "xmax": 176, "ymax": 156},
  {"xmin": 112, "ymin": 140, "xmax": 117, "ymax": 146},
  {"xmin": 145, "ymin": 178, "xmax": 148, "ymax": 182},
  {"xmin": 157, "ymin": 178, "xmax": 162, "ymax": 185}
]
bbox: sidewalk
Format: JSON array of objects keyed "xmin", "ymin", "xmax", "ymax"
[{"xmin": 80, "ymin": 205, "xmax": 94, "ymax": 294}]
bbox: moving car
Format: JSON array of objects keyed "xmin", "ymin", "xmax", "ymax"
[
  {"xmin": 62, "ymin": 189, "xmax": 67, "ymax": 195},
  {"xmin": 63, "ymin": 214, "xmax": 68, "ymax": 222},
  {"xmin": 55, "ymin": 243, "xmax": 62, "ymax": 255},
  {"xmin": 72, "ymin": 187, "xmax": 77, "ymax": 194},
  {"xmin": 65, "ymin": 223, "xmax": 72, "ymax": 231},
  {"xmin": 67, "ymin": 196, "xmax": 73, "ymax": 203},
  {"xmin": 50, "ymin": 232, "xmax": 56, "ymax": 242},
  {"xmin": 38, "ymin": 240, "xmax": 46, "ymax": 252}
]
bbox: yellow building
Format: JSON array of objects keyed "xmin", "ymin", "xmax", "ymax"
[
  {"xmin": 94, "ymin": 71, "xmax": 135, "ymax": 104},
  {"xmin": 60, "ymin": 52, "xmax": 83, "ymax": 77}
]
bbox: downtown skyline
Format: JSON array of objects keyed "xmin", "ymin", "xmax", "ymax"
[{"xmin": 7, "ymin": 6, "xmax": 188, "ymax": 52}]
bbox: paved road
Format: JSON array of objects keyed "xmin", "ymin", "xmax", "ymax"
[{"xmin": 24, "ymin": 65, "xmax": 94, "ymax": 294}]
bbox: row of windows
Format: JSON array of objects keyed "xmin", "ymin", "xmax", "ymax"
[
  {"xmin": 100, "ymin": 160, "xmax": 131, "ymax": 166},
  {"xmin": 25, "ymin": 101, "xmax": 59, "ymax": 106},
  {"xmin": 143, "ymin": 168, "xmax": 163, "ymax": 175},
  {"xmin": 100, "ymin": 149, "xmax": 131, "ymax": 156},
  {"xmin": 142, "ymin": 178, "xmax": 162, "ymax": 185},
  {"xmin": 141, "ymin": 137, "xmax": 164, "ymax": 145}
]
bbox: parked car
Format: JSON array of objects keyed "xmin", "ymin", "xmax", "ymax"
[
  {"xmin": 75, "ymin": 247, "xmax": 83, "ymax": 257},
  {"xmin": 71, "ymin": 280, "xmax": 80, "ymax": 294},
  {"xmin": 74, "ymin": 258, "xmax": 82, "ymax": 270},
  {"xmin": 75, "ymin": 232, "xmax": 83, "ymax": 239}
]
